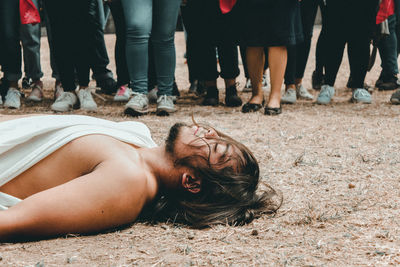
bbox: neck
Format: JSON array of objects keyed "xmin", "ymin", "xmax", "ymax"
[{"xmin": 137, "ymin": 145, "xmax": 180, "ymax": 191}]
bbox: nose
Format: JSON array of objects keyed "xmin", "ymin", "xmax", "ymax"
[{"xmin": 204, "ymin": 128, "xmax": 219, "ymax": 139}]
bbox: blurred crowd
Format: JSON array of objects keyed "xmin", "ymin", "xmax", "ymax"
[{"xmin": 0, "ymin": 0, "xmax": 399, "ymax": 116}]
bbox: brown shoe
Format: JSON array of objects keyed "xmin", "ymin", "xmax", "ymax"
[{"xmin": 27, "ymin": 82, "xmax": 43, "ymax": 102}]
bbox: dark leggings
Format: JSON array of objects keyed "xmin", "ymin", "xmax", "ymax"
[
  {"xmin": 323, "ymin": 0, "xmax": 376, "ymax": 88},
  {"xmin": 284, "ymin": 0, "xmax": 320, "ymax": 85},
  {"xmin": 183, "ymin": 0, "xmax": 239, "ymax": 82},
  {"xmin": 107, "ymin": 0, "xmax": 130, "ymax": 86},
  {"xmin": 44, "ymin": 0, "xmax": 92, "ymax": 91}
]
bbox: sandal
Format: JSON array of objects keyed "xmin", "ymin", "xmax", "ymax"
[
  {"xmin": 241, "ymin": 100, "xmax": 264, "ymax": 113},
  {"xmin": 264, "ymin": 106, "xmax": 282, "ymax": 116}
]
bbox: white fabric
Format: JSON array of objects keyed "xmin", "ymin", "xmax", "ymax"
[{"xmin": 0, "ymin": 115, "xmax": 157, "ymax": 210}]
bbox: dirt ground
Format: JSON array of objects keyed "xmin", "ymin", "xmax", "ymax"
[{"xmin": 1, "ymin": 27, "xmax": 400, "ymax": 266}]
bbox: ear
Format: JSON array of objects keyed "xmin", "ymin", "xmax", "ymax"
[{"xmin": 181, "ymin": 173, "xmax": 201, "ymax": 194}]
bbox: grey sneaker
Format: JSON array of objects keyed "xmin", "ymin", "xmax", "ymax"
[
  {"xmin": 51, "ymin": 92, "xmax": 77, "ymax": 112},
  {"xmin": 124, "ymin": 92, "xmax": 149, "ymax": 116},
  {"xmin": 351, "ymin": 88, "xmax": 371, "ymax": 104},
  {"xmin": 281, "ymin": 88, "xmax": 296, "ymax": 104},
  {"xmin": 390, "ymin": 89, "xmax": 400, "ymax": 104},
  {"xmin": 113, "ymin": 85, "xmax": 132, "ymax": 102},
  {"xmin": 296, "ymin": 84, "xmax": 314, "ymax": 100},
  {"xmin": 78, "ymin": 88, "xmax": 98, "ymax": 111},
  {"xmin": 316, "ymin": 85, "xmax": 335, "ymax": 104},
  {"xmin": 4, "ymin": 88, "xmax": 21, "ymax": 109},
  {"xmin": 156, "ymin": 95, "xmax": 176, "ymax": 116}
]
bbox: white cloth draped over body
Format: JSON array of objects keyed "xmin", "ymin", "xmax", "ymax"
[{"xmin": 0, "ymin": 115, "xmax": 157, "ymax": 210}]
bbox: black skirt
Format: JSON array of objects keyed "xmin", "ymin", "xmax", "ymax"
[{"xmin": 233, "ymin": 0, "xmax": 304, "ymax": 47}]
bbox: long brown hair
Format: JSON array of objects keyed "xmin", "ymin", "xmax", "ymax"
[{"xmin": 140, "ymin": 118, "xmax": 282, "ymax": 228}]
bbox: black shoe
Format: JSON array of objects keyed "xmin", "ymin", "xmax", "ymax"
[
  {"xmin": 202, "ymin": 86, "xmax": 219, "ymax": 106},
  {"xmin": 241, "ymin": 101, "xmax": 264, "ymax": 113},
  {"xmin": 264, "ymin": 106, "xmax": 282, "ymax": 116},
  {"xmin": 172, "ymin": 81, "xmax": 180, "ymax": 97},
  {"xmin": 96, "ymin": 77, "xmax": 117, "ymax": 95},
  {"xmin": 225, "ymin": 84, "xmax": 242, "ymax": 107},
  {"xmin": 390, "ymin": 89, "xmax": 400, "ymax": 104},
  {"xmin": 195, "ymin": 80, "xmax": 206, "ymax": 96},
  {"xmin": 188, "ymin": 80, "xmax": 198, "ymax": 94},
  {"xmin": 312, "ymin": 71, "xmax": 324, "ymax": 90},
  {"xmin": 377, "ymin": 74, "xmax": 399, "ymax": 91},
  {"xmin": 22, "ymin": 77, "xmax": 32, "ymax": 89}
]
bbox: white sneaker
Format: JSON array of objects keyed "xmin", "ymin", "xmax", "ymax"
[
  {"xmin": 77, "ymin": 87, "xmax": 97, "ymax": 112},
  {"xmin": 114, "ymin": 85, "xmax": 132, "ymax": 102},
  {"xmin": 148, "ymin": 87, "xmax": 158, "ymax": 104},
  {"xmin": 4, "ymin": 88, "xmax": 21, "ymax": 109},
  {"xmin": 51, "ymin": 92, "xmax": 77, "ymax": 112},
  {"xmin": 156, "ymin": 95, "xmax": 176, "ymax": 115},
  {"xmin": 125, "ymin": 92, "xmax": 149, "ymax": 116},
  {"xmin": 281, "ymin": 88, "xmax": 296, "ymax": 104},
  {"xmin": 243, "ymin": 79, "xmax": 252, "ymax": 92},
  {"xmin": 296, "ymin": 84, "xmax": 314, "ymax": 100}
]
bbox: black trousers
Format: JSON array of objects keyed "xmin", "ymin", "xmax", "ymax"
[
  {"xmin": 324, "ymin": 0, "xmax": 378, "ymax": 88},
  {"xmin": 182, "ymin": 0, "xmax": 239, "ymax": 82},
  {"xmin": 88, "ymin": 0, "xmax": 113, "ymax": 82},
  {"xmin": 44, "ymin": 0, "xmax": 92, "ymax": 91},
  {"xmin": 107, "ymin": 0, "xmax": 130, "ymax": 86},
  {"xmin": 284, "ymin": 0, "xmax": 321, "ymax": 85}
]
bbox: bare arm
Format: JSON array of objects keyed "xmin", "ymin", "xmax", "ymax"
[{"xmin": 0, "ymin": 161, "xmax": 148, "ymax": 241}]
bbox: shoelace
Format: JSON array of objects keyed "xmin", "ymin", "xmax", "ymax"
[
  {"xmin": 320, "ymin": 87, "xmax": 334, "ymax": 97},
  {"xmin": 157, "ymin": 94, "xmax": 169, "ymax": 104},
  {"xmin": 130, "ymin": 92, "xmax": 148, "ymax": 105},
  {"xmin": 354, "ymin": 89, "xmax": 369, "ymax": 97}
]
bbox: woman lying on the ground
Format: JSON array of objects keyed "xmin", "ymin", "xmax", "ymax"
[{"xmin": 0, "ymin": 115, "xmax": 280, "ymax": 241}]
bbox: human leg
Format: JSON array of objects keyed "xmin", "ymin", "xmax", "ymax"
[
  {"xmin": 377, "ymin": 15, "xmax": 399, "ymax": 90},
  {"xmin": 0, "ymin": 0, "xmax": 22, "ymax": 109},
  {"xmin": 241, "ymin": 47, "xmax": 265, "ymax": 113},
  {"xmin": 266, "ymin": 46, "xmax": 287, "ymax": 111}
]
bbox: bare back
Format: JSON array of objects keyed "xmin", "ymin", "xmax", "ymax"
[{"xmin": 0, "ymin": 115, "xmax": 158, "ymax": 240}]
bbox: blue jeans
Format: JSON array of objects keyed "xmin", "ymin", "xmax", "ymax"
[
  {"xmin": 378, "ymin": 15, "xmax": 399, "ymax": 77},
  {"xmin": 121, "ymin": 0, "xmax": 181, "ymax": 96},
  {"xmin": 20, "ymin": 0, "xmax": 43, "ymax": 80}
]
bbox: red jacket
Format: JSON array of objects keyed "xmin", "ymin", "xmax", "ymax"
[
  {"xmin": 20, "ymin": 0, "xmax": 41, "ymax": 25},
  {"xmin": 219, "ymin": 0, "xmax": 237, "ymax": 14},
  {"xmin": 376, "ymin": 0, "xmax": 395, "ymax": 24}
]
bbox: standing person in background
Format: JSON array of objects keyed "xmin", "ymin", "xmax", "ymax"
[
  {"xmin": 311, "ymin": 0, "xmax": 327, "ymax": 90},
  {"xmin": 20, "ymin": 0, "xmax": 45, "ymax": 103},
  {"xmin": 281, "ymin": 0, "xmax": 318, "ymax": 104},
  {"xmin": 236, "ymin": 0, "xmax": 303, "ymax": 115},
  {"xmin": 376, "ymin": 0, "xmax": 399, "ymax": 91},
  {"xmin": 316, "ymin": 0, "xmax": 379, "ymax": 105},
  {"xmin": 122, "ymin": 0, "xmax": 181, "ymax": 116},
  {"xmin": 89, "ymin": 0, "xmax": 118, "ymax": 96},
  {"xmin": 105, "ymin": 0, "xmax": 132, "ymax": 102},
  {"xmin": 0, "ymin": 0, "xmax": 35, "ymax": 109},
  {"xmin": 44, "ymin": 0, "xmax": 98, "ymax": 112},
  {"xmin": 183, "ymin": 0, "xmax": 241, "ymax": 108}
]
